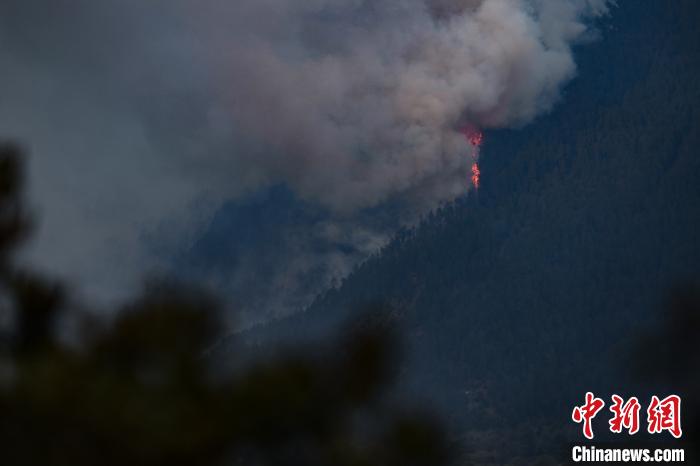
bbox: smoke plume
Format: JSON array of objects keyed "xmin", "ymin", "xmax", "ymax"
[{"xmin": 0, "ymin": 0, "xmax": 611, "ymax": 315}]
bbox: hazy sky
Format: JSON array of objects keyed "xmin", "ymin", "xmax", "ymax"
[{"xmin": 0, "ymin": 0, "xmax": 612, "ymax": 316}]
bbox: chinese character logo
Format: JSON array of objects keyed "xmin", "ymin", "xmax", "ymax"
[
  {"xmin": 609, "ymin": 394, "xmax": 641, "ymax": 435},
  {"xmin": 572, "ymin": 393, "xmax": 682, "ymax": 439},
  {"xmin": 647, "ymin": 395, "xmax": 682, "ymax": 438},
  {"xmin": 572, "ymin": 392, "xmax": 606, "ymax": 439}
]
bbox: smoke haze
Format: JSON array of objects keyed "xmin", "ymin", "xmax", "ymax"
[{"xmin": 0, "ymin": 0, "xmax": 611, "ymax": 316}]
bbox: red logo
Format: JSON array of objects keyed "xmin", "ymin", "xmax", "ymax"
[
  {"xmin": 647, "ymin": 395, "xmax": 682, "ymax": 438},
  {"xmin": 572, "ymin": 392, "xmax": 606, "ymax": 439},
  {"xmin": 609, "ymin": 395, "xmax": 641, "ymax": 435},
  {"xmin": 572, "ymin": 393, "xmax": 682, "ymax": 439}
]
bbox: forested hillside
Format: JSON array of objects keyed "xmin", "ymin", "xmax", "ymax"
[{"xmin": 224, "ymin": 1, "xmax": 700, "ymax": 461}]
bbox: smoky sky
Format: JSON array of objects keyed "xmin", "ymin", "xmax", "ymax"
[{"xmin": 0, "ymin": 0, "xmax": 611, "ymax": 312}]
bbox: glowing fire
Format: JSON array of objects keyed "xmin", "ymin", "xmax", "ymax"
[
  {"xmin": 467, "ymin": 130, "xmax": 483, "ymax": 147},
  {"xmin": 471, "ymin": 162, "xmax": 480, "ymax": 189},
  {"xmin": 462, "ymin": 126, "xmax": 483, "ymax": 189}
]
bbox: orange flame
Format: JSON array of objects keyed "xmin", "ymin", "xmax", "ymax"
[
  {"xmin": 462, "ymin": 126, "xmax": 483, "ymax": 189},
  {"xmin": 471, "ymin": 162, "xmax": 480, "ymax": 189},
  {"xmin": 467, "ymin": 131, "xmax": 483, "ymax": 147}
]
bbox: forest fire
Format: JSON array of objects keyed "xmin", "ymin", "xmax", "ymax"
[
  {"xmin": 462, "ymin": 126, "xmax": 483, "ymax": 189},
  {"xmin": 466, "ymin": 130, "xmax": 483, "ymax": 147},
  {"xmin": 471, "ymin": 162, "xmax": 481, "ymax": 189}
]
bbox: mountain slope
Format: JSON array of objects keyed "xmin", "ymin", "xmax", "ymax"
[{"xmin": 226, "ymin": 0, "xmax": 700, "ymax": 459}]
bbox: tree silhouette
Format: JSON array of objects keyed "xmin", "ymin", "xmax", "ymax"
[
  {"xmin": 630, "ymin": 283, "xmax": 700, "ymax": 454},
  {"xmin": 0, "ymin": 144, "xmax": 451, "ymax": 466}
]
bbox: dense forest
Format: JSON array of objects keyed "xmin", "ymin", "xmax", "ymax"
[{"xmin": 225, "ymin": 1, "xmax": 700, "ymax": 462}]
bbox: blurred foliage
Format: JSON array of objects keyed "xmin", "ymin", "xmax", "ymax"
[
  {"xmin": 0, "ymin": 144, "xmax": 450, "ymax": 466},
  {"xmin": 631, "ymin": 283, "xmax": 700, "ymax": 453}
]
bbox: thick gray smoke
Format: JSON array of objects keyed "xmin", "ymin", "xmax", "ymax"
[{"xmin": 0, "ymin": 0, "xmax": 611, "ymax": 315}]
